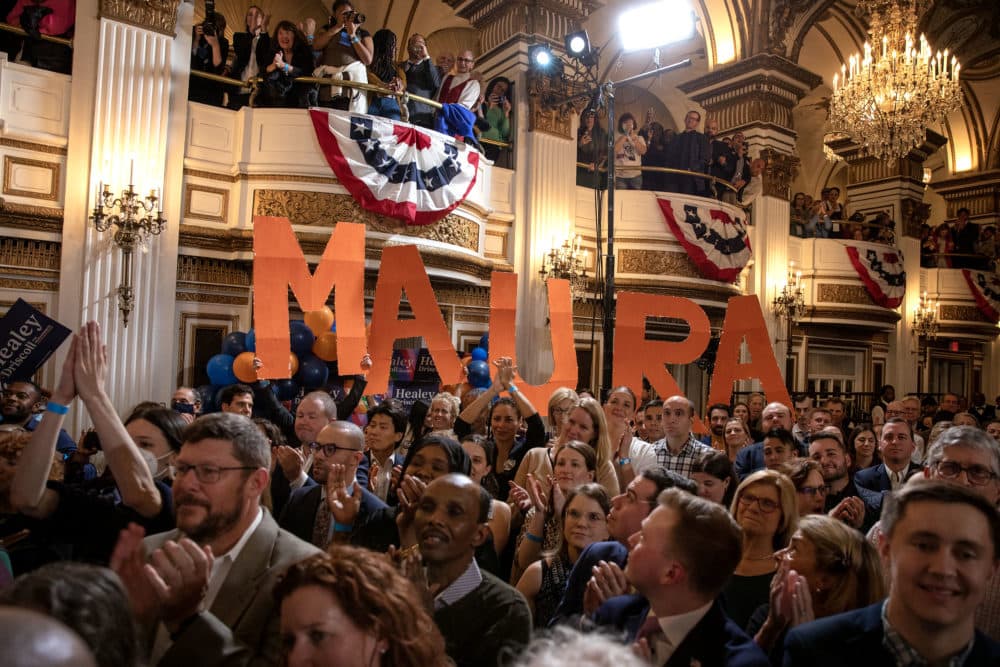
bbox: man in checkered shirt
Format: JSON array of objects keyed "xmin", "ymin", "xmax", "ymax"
[{"xmin": 651, "ymin": 395, "xmax": 714, "ymax": 479}]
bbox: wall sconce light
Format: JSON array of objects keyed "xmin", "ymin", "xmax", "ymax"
[
  {"xmin": 911, "ymin": 291, "xmax": 938, "ymax": 339},
  {"xmin": 539, "ymin": 234, "xmax": 588, "ymax": 298},
  {"xmin": 771, "ymin": 262, "xmax": 807, "ymax": 323},
  {"xmin": 90, "ymin": 161, "xmax": 166, "ymax": 327}
]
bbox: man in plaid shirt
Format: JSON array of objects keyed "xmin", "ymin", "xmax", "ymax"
[{"xmin": 651, "ymin": 396, "xmax": 714, "ymax": 479}]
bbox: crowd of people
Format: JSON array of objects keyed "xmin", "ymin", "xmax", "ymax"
[
  {"xmin": 576, "ymin": 108, "xmax": 764, "ymax": 208},
  {"xmin": 1, "ymin": 322, "xmax": 999, "ymax": 666},
  {"xmin": 187, "ymin": 1, "xmax": 511, "ymax": 159},
  {"xmin": 920, "ymin": 207, "xmax": 998, "ymax": 270}
]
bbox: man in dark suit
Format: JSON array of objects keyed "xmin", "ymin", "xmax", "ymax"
[
  {"xmin": 550, "ymin": 468, "xmax": 697, "ymax": 626},
  {"xmin": 808, "ymin": 428, "xmax": 882, "ymax": 532},
  {"xmin": 594, "ymin": 488, "xmax": 769, "ymax": 666},
  {"xmin": 400, "ymin": 33, "xmax": 442, "ymax": 128},
  {"xmin": 735, "ymin": 402, "xmax": 798, "ymax": 480},
  {"xmin": 784, "ymin": 480, "xmax": 1000, "ymax": 665},
  {"xmin": 855, "ymin": 418, "xmax": 922, "ymax": 493},
  {"xmin": 110, "ymin": 413, "xmax": 320, "ymax": 667},
  {"xmin": 279, "ymin": 421, "xmax": 396, "ymax": 552},
  {"xmin": 363, "ymin": 400, "xmax": 408, "ymax": 502},
  {"xmin": 226, "ymin": 5, "xmax": 270, "ymax": 109},
  {"xmin": 665, "ymin": 110, "xmax": 711, "ymax": 195}
]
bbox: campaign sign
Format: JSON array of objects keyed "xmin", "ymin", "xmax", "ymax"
[{"xmin": 0, "ymin": 300, "xmax": 71, "ymax": 382}]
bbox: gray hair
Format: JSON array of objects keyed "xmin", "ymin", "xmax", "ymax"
[
  {"xmin": 925, "ymin": 425, "xmax": 1000, "ymax": 477},
  {"xmin": 431, "ymin": 392, "xmax": 461, "ymax": 419},
  {"xmin": 182, "ymin": 412, "xmax": 270, "ymax": 470},
  {"xmin": 513, "ymin": 626, "xmax": 647, "ymax": 667},
  {"xmin": 302, "ymin": 391, "xmax": 338, "ymax": 420}
]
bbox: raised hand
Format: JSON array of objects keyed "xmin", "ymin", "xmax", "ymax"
[
  {"xmin": 275, "ymin": 445, "xmax": 306, "ymax": 482},
  {"xmin": 326, "ymin": 463, "xmax": 361, "ymax": 526},
  {"xmin": 304, "ymin": 17, "xmax": 316, "ymax": 36},
  {"xmin": 144, "ymin": 538, "xmax": 214, "ymax": 632},
  {"xmin": 507, "ymin": 481, "xmax": 532, "ymax": 514},
  {"xmin": 548, "ymin": 474, "xmax": 566, "ymax": 517},
  {"xmin": 583, "ymin": 560, "xmax": 629, "ymax": 614},
  {"xmin": 525, "ymin": 473, "xmax": 549, "ymax": 514},
  {"xmin": 51, "ymin": 333, "xmax": 78, "ymax": 405},
  {"xmin": 788, "ymin": 572, "xmax": 815, "ymax": 627},
  {"xmin": 74, "ymin": 321, "xmax": 107, "ymax": 398}
]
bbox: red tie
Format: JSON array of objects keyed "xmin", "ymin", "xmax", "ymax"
[{"xmin": 637, "ymin": 614, "xmax": 662, "ymax": 642}]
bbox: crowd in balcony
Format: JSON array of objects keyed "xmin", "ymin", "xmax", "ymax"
[
  {"xmin": 920, "ymin": 207, "xmax": 998, "ymax": 270},
  {"xmin": 0, "ymin": 0, "xmax": 74, "ymax": 73},
  {"xmin": 184, "ymin": 2, "xmax": 511, "ymax": 160},
  {"xmin": 789, "ymin": 189, "xmax": 898, "ymax": 245},
  {"xmin": 576, "ymin": 108, "xmax": 764, "ymax": 207}
]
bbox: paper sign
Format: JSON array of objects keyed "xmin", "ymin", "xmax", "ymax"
[
  {"xmin": 366, "ymin": 245, "xmax": 462, "ymax": 394},
  {"xmin": 708, "ymin": 295, "xmax": 792, "ymax": 411},
  {"xmin": 487, "ymin": 272, "xmax": 577, "ymax": 415},
  {"xmin": 0, "ymin": 299, "xmax": 71, "ymax": 382},
  {"xmin": 612, "ymin": 292, "xmax": 711, "ymax": 433},
  {"xmin": 252, "ymin": 218, "xmax": 367, "ymax": 379}
]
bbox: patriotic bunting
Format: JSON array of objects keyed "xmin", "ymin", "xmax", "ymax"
[
  {"xmin": 309, "ymin": 109, "xmax": 480, "ymax": 226},
  {"xmin": 962, "ymin": 269, "xmax": 1000, "ymax": 322},
  {"xmin": 844, "ymin": 243, "xmax": 906, "ymax": 309},
  {"xmin": 655, "ymin": 197, "xmax": 752, "ymax": 283}
]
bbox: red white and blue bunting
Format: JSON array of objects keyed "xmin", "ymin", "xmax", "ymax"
[
  {"xmin": 309, "ymin": 109, "xmax": 480, "ymax": 226},
  {"xmin": 655, "ymin": 197, "xmax": 752, "ymax": 283},
  {"xmin": 962, "ymin": 270, "xmax": 1000, "ymax": 322},
  {"xmin": 844, "ymin": 244, "xmax": 906, "ymax": 309}
]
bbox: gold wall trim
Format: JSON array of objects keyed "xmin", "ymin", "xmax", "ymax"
[
  {"xmin": 0, "ymin": 199, "xmax": 63, "ymax": 233},
  {"xmin": 176, "ymin": 292, "xmax": 250, "ymax": 305},
  {"xmin": 484, "ymin": 229, "xmax": 508, "ymax": 259},
  {"xmin": 0, "ymin": 237, "xmax": 61, "ymax": 271},
  {"xmin": 0, "ymin": 277, "xmax": 58, "ymax": 291},
  {"xmin": 177, "ymin": 255, "xmax": 252, "ymax": 286},
  {"xmin": 0, "ymin": 138, "xmax": 67, "ymax": 156},
  {"xmin": 940, "ymin": 305, "xmax": 992, "ymax": 323},
  {"xmin": 3, "ymin": 156, "xmax": 60, "ymax": 201},
  {"xmin": 618, "ymin": 249, "xmax": 702, "ymax": 279},
  {"xmin": 817, "ymin": 283, "xmax": 873, "ymax": 305},
  {"xmin": 183, "ymin": 183, "xmax": 230, "ymax": 224},
  {"xmin": 253, "ymin": 190, "xmax": 481, "ymax": 252},
  {"xmin": 99, "ymin": 0, "xmax": 181, "ymax": 36},
  {"xmin": 184, "ymin": 168, "xmax": 240, "ymax": 183},
  {"xmin": 807, "ymin": 308, "xmax": 901, "ymax": 325}
]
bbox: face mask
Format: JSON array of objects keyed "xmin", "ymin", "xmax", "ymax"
[
  {"xmin": 172, "ymin": 401, "xmax": 195, "ymax": 415},
  {"xmin": 154, "ymin": 451, "xmax": 175, "ymax": 480}
]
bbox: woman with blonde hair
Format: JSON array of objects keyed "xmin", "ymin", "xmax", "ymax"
[
  {"xmin": 723, "ymin": 416, "xmax": 753, "ymax": 460},
  {"xmin": 545, "ymin": 387, "xmax": 579, "ymax": 444},
  {"xmin": 749, "ymin": 514, "xmax": 885, "ymax": 664},
  {"xmin": 722, "ymin": 469, "xmax": 799, "ymax": 630}
]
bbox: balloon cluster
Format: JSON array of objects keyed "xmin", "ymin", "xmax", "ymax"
[
  {"xmin": 203, "ymin": 306, "xmax": 341, "ymax": 402},
  {"xmin": 464, "ymin": 333, "xmax": 491, "ymax": 389}
]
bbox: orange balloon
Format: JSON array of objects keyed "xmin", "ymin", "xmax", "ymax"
[
  {"xmin": 313, "ymin": 331, "xmax": 339, "ymax": 362},
  {"xmin": 289, "ymin": 352, "xmax": 299, "ymax": 376},
  {"xmin": 233, "ymin": 351, "xmax": 257, "ymax": 383},
  {"xmin": 304, "ymin": 306, "xmax": 335, "ymax": 337}
]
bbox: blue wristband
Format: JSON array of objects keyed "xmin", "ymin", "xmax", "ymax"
[
  {"xmin": 334, "ymin": 522, "xmax": 353, "ymax": 533},
  {"xmin": 525, "ymin": 532, "xmax": 543, "ymax": 544},
  {"xmin": 46, "ymin": 401, "xmax": 69, "ymax": 415}
]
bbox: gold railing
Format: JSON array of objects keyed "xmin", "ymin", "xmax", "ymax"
[
  {"xmin": 0, "ymin": 21, "xmax": 73, "ymax": 47},
  {"xmin": 190, "ymin": 69, "xmax": 513, "ymax": 150},
  {"xmin": 576, "ymin": 162, "xmax": 740, "ymax": 194}
]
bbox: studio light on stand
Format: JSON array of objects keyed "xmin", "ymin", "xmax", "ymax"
[
  {"xmin": 565, "ymin": 30, "xmax": 596, "ymax": 67},
  {"xmin": 90, "ymin": 160, "xmax": 166, "ymax": 327}
]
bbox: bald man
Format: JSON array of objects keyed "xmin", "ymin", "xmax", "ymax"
[
  {"xmin": 0, "ymin": 607, "xmax": 96, "ymax": 667},
  {"xmin": 278, "ymin": 421, "xmax": 395, "ymax": 552},
  {"xmin": 734, "ymin": 402, "xmax": 800, "ymax": 480}
]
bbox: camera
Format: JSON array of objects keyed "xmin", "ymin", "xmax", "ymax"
[
  {"xmin": 347, "ymin": 11, "xmax": 365, "ymax": 25},
  {"xmin": 203, "ymin": 0, "xmax": 217, "ymax": 36}
]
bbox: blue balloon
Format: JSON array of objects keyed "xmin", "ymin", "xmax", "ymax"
[
  {"xmin": 289, "ymin": 320, "xmax": 315, "ymax": 356},
  {"xmin": 467, "ymin": 359, "xmax": 491, "ymax": 388},
  {"xmin": 245, "ymin": 329, "xmax": 256, "ymax": 352},
  {"xmin": 206, "ymin": 354, "xmax": 237, "ymax": 386},
  {"xmin": 221, "ymin": 331, "xmax": 247, "ymax": 356},
  {"xmin": 471, "ymin": 346, "xmax": 488, "ymax": 361},
  {"xmin": 479, "ymin": 333, "xmax": 489, "ymax": 351},
  {"xmin": 295, "ymin": 355, "xmax": 329, "ymax": 388},
  {"xmin": 274, "ymin": 378, "xmax": 300, "ymax": 401}
]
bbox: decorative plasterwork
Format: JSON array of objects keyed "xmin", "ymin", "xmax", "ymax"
[
  {"xmin": 252, "ymin": 190, "xmax": 481, "ymax": 252},
  {"xmin": 760, "ymin": 148, "xmax": 798, "ymax": 200},
  {"xmin": 176, "ymin": 255, "xmax": 252, "ymax": 287},
  {"xmin": 929, "ymin": 169, "xmax": 1000, "ymax": 220},
  {"xmin": 0, "ymin": 138, "xmax": 67, "ymax": 156},
  {"xmin": 3, "ymin": 156, "xmax": 60, "ymax": 201},
  {"xmin": 817, "ymin": 283, "xmax": 872, "ymax": 305},
  {"xmin": 806, "ymin": 307, "xmax": 901, "ymax": 326},
  {"xmin": 830, "ymin": 131, "xmax": 947, "ymax": 185},
  {"xmin": 454, "ymin": 0, "xmax": 598, "ymax": 59},
  {"xmin": 99, "ymin": 0, "xmax": 181, "ymax": 37},
  {"xmin": 617, "ymin": 249, "xmax": 701, "ymax": 279},
  {"xmin": 0, "ymin": 198, "xmax": 63, "ymax": 233},
  {"xmin": 0, "ymin": 237, "xmax": 61, "ymax": 271},
  {"xmin": 183, "ymin": 183, "xmax": 229, "ymax": 224},
  {"xmin": 940, "ymin": 305, "xmax": 991, "ymax": 323}
]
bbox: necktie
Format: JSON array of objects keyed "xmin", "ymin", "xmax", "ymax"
[
  {"xmin": 312, "ymin": 497, "xmax": 332, "ymax": 549},
  {"xmin": 637, "ymin": 614, "xmax": 662, "ymax": 642},
  {"xmin": 637, "ymin": 614, "xmax": 672, "ymax": 664}
]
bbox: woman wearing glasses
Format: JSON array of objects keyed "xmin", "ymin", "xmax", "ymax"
[
  {"xmin": 722, "ymin": 469, "xmax": 799, "ymax": 630},
  {"xmin": 779, "ymin": 458, "xmax": 829, "ymax": 516}
]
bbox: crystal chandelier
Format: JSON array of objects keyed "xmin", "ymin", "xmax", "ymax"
[
  {"xmin": 830, "ymin": 0, "xmax": 961, "ymax": 160},
  {"xmin": 772, "ymin": 262, "xmax": 807, "ymax": 323},
  {"xmin": 539, "ymin": 235, "xmax": 589, "ymax": 299}
]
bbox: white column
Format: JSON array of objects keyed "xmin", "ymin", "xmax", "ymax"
[
  {"xmin": 57, "ymin": 1, "xmax": 191, "ymax": 427},
  {"xmin": 511, "ymin": 104, "xmax": 577, "ymax": 383},
  {"xmin": 748, "ymin": 195, "xmax": 791, "ymax": 374},
  {"xmin": 891, "ymin": 235, "xmax": 921, "ymax": 391}
]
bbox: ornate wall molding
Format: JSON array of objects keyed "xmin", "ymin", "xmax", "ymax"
[
  {"xmin": 455, "ymin": 0, "xmax": 597, "ymax": 59},
  {"xmin": 929, "ymin": 170, "xmax": 1000, "ymax": 221},
  {"xmin": 252, "ymin": 191, "xmax": 481, "ymax": 252},
  {"xmin": 0, "ymin": 198, "xmax": 63, "ymax": 233},
  {"xmin": 175, "ymin": 292, "xmax": 250, "ymax": 305},
  {"xmin": 830, "ymin": 132, "xmax": 947, "ymax": 186},
  {"xmin": 617, "ymin": 249, "xmax": 702, "ymax": 279},
  {"xmin": 99, "ymin": 0, "xmax": 181, "ymax": 37},
  {"xmin": 3, "ymin": 156, "xmax": 60, "ymax": 201},
  {"xmin": 817, "ymin": 283, "xmax": 872, "ymax": 305},
  {"xmin": 184, "ymin": 183, "xmax": 230, "ymax": 224},
  {"xmin": 176, "ymin": 255, "xmax": 252, "ymax": 287},
  {"xmin": 0, "ymin": 237, "xmax": 61, "ymax": 271},
  {"xmin": 806, "ymin": 307, "xmax": 901, "ymax": 325},
  {"xmin": 760, "ymin": 148, "xmax": 798, "ymax": 200},
  {"xmin": 0, "ymin": 138, "xmax": 67, "ymax": 156},
  {"xmin": 940, "ymin": 305, "xmax": 991, "ymax": 323}
]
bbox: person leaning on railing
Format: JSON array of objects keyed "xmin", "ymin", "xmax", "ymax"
[
  {"xmin": 311, "ymin": 0, "xmax": 373, "ymax": 113},
  {"xmin": 189, "ymin": 12, "xmax": 229, "ymax": 107},
  {"xmin": 4, "ymin": 0, "xmax": 74, "ymax": 73},
  {"xmin": 255, "ymin": 21, "xmax": 316, "ymax": 109},
  {"xmin": 477, "ymin": 77, "xmax": 512, "ymax": 162},
  {"xmin": 366, "ymin": 29, "xmax": 405, "ymax": 120},
  {"xmin": 225, "ymin": 5, "xmax": 271, "ymax": 110}
]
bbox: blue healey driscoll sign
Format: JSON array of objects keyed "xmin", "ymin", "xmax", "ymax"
[{"xmin": 0, "ymin": 299, "xmax": 71, "ymax": 383}]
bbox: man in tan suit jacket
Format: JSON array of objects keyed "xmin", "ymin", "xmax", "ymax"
[{"xmin": 112, "ymin": 413, "xmax": 320, "ymax": 667}]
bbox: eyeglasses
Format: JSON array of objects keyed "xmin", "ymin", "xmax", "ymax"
[
  {"xmin": 308, "ymin": 441, "xmax": 357, "ymax": 457},
  {"xmin": 738, "ymin": 492, "xmax": 780, "ymax": 513},
  {"xmin": 935, "ymin": 461, "xmax": 997, "ymax": 486},
  {"xmin": 174, "ymin": 462, "xmax": 256, "ymax": 484},
  {"xmin": 798, "ymin": 485, "xmax": 830, "ymax": 496}
]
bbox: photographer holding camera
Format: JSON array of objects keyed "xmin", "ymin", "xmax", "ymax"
[
  {"xmin": 310, "ymin": 0, "xmax": 373, "ymax": 113},
  {"xmin": 189, "ymin": 0, "xmax": 229, "ymax": 106}
]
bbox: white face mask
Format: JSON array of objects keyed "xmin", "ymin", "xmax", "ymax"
[{"xmin": 153, "ymin": 451, "xmax": 175, "ymax": 481}]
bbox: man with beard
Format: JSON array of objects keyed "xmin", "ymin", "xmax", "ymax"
[
  {"xmin": 856, "ymin": 418, "xmax": 922, "ymax": 493},
  {"xmin": 278, "ymin": 421, "xmax": 394, "ymax": 552},
  {"xmin": 410, "ymin": 473, "xmax": 531, "ymax": 666},
  {"xmin": 111, "ymin": 413, "xmax": 319, "ymax": 667},
  {"xmin": 2, "ymin": 380, "xmax": 75, "ymax": 455},
  {"xmin": 808, "ymin": 429, "xmax": 882, "ymax": 532},
  {"xmin": 734, "ymin": 403, "xmax": 803, "ymax": 480},
  {"xmin": 550, "ymin": 468, "xmax": 697, "ymax": 626},
  {"xmin": 699, "ymin": 403, "xmax": 730, "ymax": 451}
]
